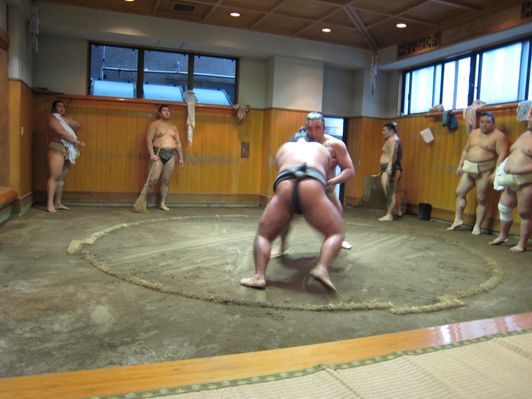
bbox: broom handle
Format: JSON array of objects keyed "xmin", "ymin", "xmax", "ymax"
[{"xmin": 144, "ymin": 147, "xmax": 161, "ymax": 185}]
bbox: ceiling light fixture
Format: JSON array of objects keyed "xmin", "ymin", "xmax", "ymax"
[
  {"xmin": 396, "ymin": 23, "xmax": 407, "ymax": 29},
  {"xmin": 124, "ymin": 0, "xmax": 135, "ymax": 2},
  {"xmin": 321, "ymin": 28, "xmax": 332, "ymax": 33},
  {"xmin": 230, "ymin": 12, "xmax": 240, "ymax": 17}
]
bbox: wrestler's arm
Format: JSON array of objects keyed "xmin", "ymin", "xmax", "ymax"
[
  {"xmin": 174, "ymin": 125, "xmax": 184, "ymax": 167},
  {"xmin": 386, "ymin": 138, "xmax": 398, "ymax": 175},
  {"xmin": 48, "ymin": 116, "xmax": 83, "ymax": 146},
  {"xmin": 494, "ymin": 133, "xmax": 509, "ymax": 167},
  {"xmin": 146, "ymin": 122, "xmax": 158, "ymax": 161},
  {"xmin": 327, "ymin": 141, "xmax": 354, "ymax": 188},
  {"xmin": 456, "ymin": 138, "xmax": 471, "ymax": 176},
  {"xmin": 64, "ymin": 116, "xmax": 81, "ymax": 130}
]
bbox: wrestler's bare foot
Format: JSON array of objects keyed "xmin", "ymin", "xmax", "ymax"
[
  {"xmin": 510, "ymin": 244, "xmax": 526, "ymax": 253},
  {"xmin": 159, "ymin": 204, "xmax": 170, "ymax": 211},
  {"xmin": 447, "ymin": 220, "xmax": 463, "ymax": 231},
  {"xmin": 309, "ymin": 266, "xmax": 337, "ymax": 292},
  {"xmin": 55, "ymin": 203, "xmax": 70, "ymax": 210},
  {"xmin": 471, "ymin": 225, "xmax": 481, "ymax": 236},
  {"xmin": 341, "ymin": 241, "xmax": 352, "ymax": 250},
  {"xmin": 378, "ymin": 214, "xmax": 393, "ymax": 222},
  {"xmin": 270, "ymin": 248, "xmax": 288, "ymax": 258},
  {"xmin": 489, "ymin": 236, "xmax": 509, "ymax": 245},
  {"xmin": 47, "ymin": 205, "xmax": 57, "ymax": 214},
  {"xmin": 240, "ymin": 275, "xmax": 266, "ymax": 289}
]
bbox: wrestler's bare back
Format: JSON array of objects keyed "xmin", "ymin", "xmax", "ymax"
[{"xmin": 276, "ymin": 141, "xmax": 331, "ymax": 176}]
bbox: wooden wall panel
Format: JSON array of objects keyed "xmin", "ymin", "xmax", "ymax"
[
  {"xmin": 33, "ymin": 96, "xmax": 264, "ymax": 200},
  {"xmin": 346, "ymin": 109, "xmax": 526, "ymax": 229},
  {"xmin": 18, "ymin": 82, "xmax": 33, "ymax": 197},
  {"xmin": 0, "ymin": 48, "xmax": 7, "ymax": 186}
]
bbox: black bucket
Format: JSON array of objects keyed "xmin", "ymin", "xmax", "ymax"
[{"xmin": 418, "ymin": 203, "xmax": 432, "ymax": 220}]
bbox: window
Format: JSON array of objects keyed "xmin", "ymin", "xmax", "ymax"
[
  {"xmin": 478, "ymin": 43, "xmax": 521, "ymax": 104},
  {"xmin": 90, "ymin": 44, "xmax": 138, "ymax": 98},
  {"xmin": 89, "ymin": 43, "xmax": 238, "ymax": 105},
  {"xmin": 143, "ymin": 50, "xmax": 189, "ymax": 102},
  {"xmin": 401, "ymin": 37, "xmax": 532, "ymax": 114},
  {"xmin": 193, "ymin": 55, "xmax": 236, "ymax": 105}
]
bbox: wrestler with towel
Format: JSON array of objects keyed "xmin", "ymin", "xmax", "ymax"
[
  {"xmin": 490, "ymin": 110, "xmax": 532, "ymax": 252},
  {"xmin": 47, "ymin": 99, "xmax": 85, "ymax": 213}
]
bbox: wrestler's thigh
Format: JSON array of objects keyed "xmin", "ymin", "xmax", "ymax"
[
  {"xmin": 516, "ymin": 184, "xmax": 532, "ymax": 214},
  {"xmin": 456, "ymin": 172, "xmax": 475, "ymax": 196},
  {"xmin": 380, "ymin": 173, "xmax": 389, "ymax": 192},
  {"xmin": 475, "ymin": 171, "xmax": 492, "ymax": 200},
  {"xmin": 60, "ymin": 163, "xmax": 71, "ymax": 180},
  {"xmin": 161, "ymin": 157, "xmax": 176, "ymax": 180},
  {"xmin": 257, "ymin": 195, "xmax": 293, "ymax": 241},
  {"xmin": 47, "ymin": 149, "xmax": 65, "ymax": 178},
  {"xmin": 300, "ymin": 185, "xmax": 342, "ymax": 236},
  {"xmin": 149, "ymin": 161, "xmax": 163, "ymax": 183},
  {"xmin": 391, "ymin": 170, "xmax": 402, "ymax": 192}
]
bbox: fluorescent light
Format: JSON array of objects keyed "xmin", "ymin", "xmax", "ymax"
[
  {"xmin": 321, "ymin": 27, "xmax": 332, "ymax": 33},
  {"xmin": 396, "ymin": 23, "xmax": 407, "ymax": 29},
  {"xmin": 230, "ymin": 12, "xmax": 240, "ymax": 17}
]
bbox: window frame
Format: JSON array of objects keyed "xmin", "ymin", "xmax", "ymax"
[
  {"xmin": 87, "ymin": 41, "xmax": 239, "ymax": 105},
  {"xmin": 401, "ymin": 36, "xmax": 532, "ymax": 115}
]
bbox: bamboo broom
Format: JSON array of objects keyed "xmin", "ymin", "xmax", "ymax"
[{"xmin": 133, "ymin": 148, "xmax": 161, "ymax": 213}]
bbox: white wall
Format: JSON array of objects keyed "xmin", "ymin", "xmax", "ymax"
[
  {"xmin": 238, "ymin": 58, "xmax": 267, "ymax": 109},
  {"xmin": 322, "ymin": 65, "xmax": 355, "ymax": 117},
  {"xmin": 268, "ymin": 56, "xmax": 323, "ymax": 111},
  {"xmin": 36, "ymin": 1, "xmax": 371, "ymax": 70},
  {"xmin": 33, "ymin": 35, "xmax": 86, "ymax": 94},
  {"xmin": 7, "ymin": 0, "xmax": 32, "ymax": 86}
]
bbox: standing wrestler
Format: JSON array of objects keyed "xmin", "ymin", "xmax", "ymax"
[
  {"xmin": 47, "ymin": 99, "xmax": 85, "ymax": 213},
  {"xmin": 378, "ymin": 122, "xmax": 403, "ymax": 221},
  {"xmin": 447, "ymin": 111, "xmax": 508, "ymax": 235},
  {"xmin": 489, "ymin": 115, "xmax": 532, "ymax": 252},
  {"xmin": 145, "ymin": 104, "xmax": 184, "ymax": 211},
  {"xmin": 275, "ymin": 113, "xmax": 354, "ymax": 254},
  {"xmin": 240, "ymin": 137, "xmax": 344, "ymax": 291}
]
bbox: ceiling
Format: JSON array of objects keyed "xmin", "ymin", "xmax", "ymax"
[{"xmin": 38, "ymin": 0, "xmax": 523, "ymax": 51}]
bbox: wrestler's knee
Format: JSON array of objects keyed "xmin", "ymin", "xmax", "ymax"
[{"xmin": 498, "ymin": 203, "xmax": 513, "ymax": 222}]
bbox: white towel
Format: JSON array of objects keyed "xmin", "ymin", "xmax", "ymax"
[
  {"xmin": 463, "ymin": 100, "xmax": 486, "ymax": 134},
  {"xmin": 53, "ymin": 113, "xmax": 79, "ymax": 164},
  {"xmin": 493, "ymin": 158, "xmax": 507, "ymax": 191},
  {"xmin": 516, "ymin": 101, "xmax": 532, "ymax": 122},
  {"xmin": 185, "ymin": 90, "xmax": 197, "ymax": 145}
]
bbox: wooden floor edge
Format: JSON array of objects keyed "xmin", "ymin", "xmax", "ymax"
[{"xmin": 0, "ymin": 312, "xmax": 531, "ymax": 399}]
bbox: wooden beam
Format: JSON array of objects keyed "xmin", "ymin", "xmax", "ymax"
[
  {"xmin": 345, "ymin": 5, "xmax": 378, "ymax": 51},
  {"xmin": 202, "ymin": 0, "xmax": 224, "ymax": 21},
  {"xmin": 0, "ymin": 313, "xmax": 530, "ymax": 399}
]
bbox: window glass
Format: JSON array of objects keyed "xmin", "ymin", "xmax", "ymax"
[
  {"xmin": 410, "ymin": 66, "xmax": 434, "ymax": 113},
  {"xmin": 442, "ymin": 61, "xmax": 456, "ymax": 110},
  {"xmin": 193, "ymin": 55, "xmax": 237, "ymax": 105},
  {"xmin": 455, "ymin": 58, "xmax": 470, "ymax": 109},
  {"xmin": 403, "ymin": 72, "xmax": 410, "ymax": 114},
  {"xmin": 433, "ymin": 64, "xmax": 442, "ymax": 106},
  {"xmin": 143, "ymin": 50, "xmax": 188, "ymax": 102},
  {"xmin": 90, "ymin": 44, "xmax": 138, "ymax": 98},
  {"xmin": 479, "ymin": 43, "xmax": 521, "ymax": 104}
]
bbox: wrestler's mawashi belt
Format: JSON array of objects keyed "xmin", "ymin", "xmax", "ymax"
[
  {"xmin": 153, "ymin": 147, "xmax": 176, "ymax": 165},
  {"xmin": 273, "ymin": 163, "xmax": 327, "ymax": 214}
]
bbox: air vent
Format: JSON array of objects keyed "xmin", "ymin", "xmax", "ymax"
[
  {"xmin": 172, "ymin": 2, "xmax": 196, "ymax": 13},
  {"xmin": 523, "ymin": 1, "xmax": 532, "ymax": 18}
]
